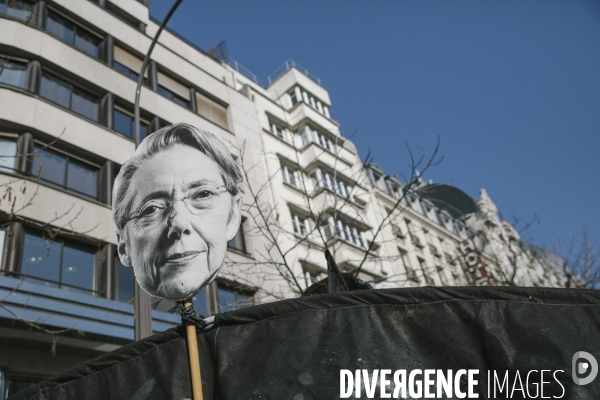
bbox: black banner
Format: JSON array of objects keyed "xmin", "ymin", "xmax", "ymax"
[{"xmin": 9, "ymin": 287, "xmax": 600, "ymax": 399}]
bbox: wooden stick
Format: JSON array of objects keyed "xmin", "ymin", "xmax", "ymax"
[{"xmin": 184, "ymin": 299, "xmax": 204, "ymax": 400}]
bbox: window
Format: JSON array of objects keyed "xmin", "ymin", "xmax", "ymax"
[
  {"xmin": 0, "ymin": 57, "xmax": 26, "ymax": 88},
  {"xmin": 196, "ymin": 92, "xmax": 228, "ymax": 129},
  {"xmin": 303, "ymin": 268, "xmax": 323, "ymax": 288},
  {"xmin": 291, "ymin": 212, "xmax": 308, "ymax": 236},
  {"xmin": 0, "ymin": 0, "xmax": 35, "ymax": 21},
  {"xmin": 289, "ymin": 87, "xmax": 301, "ymax": 106},
  {"xmin": 113, "ymin": 107, "xmax": 149, "ymax": 140},
  {"xmin": 31, "ymin": 145, "xmax": 98, "ymax": 199},
  {"xmin": 113, "ymin": 46, "xmax": 149, "ymax": 84},
  {"xmin": 116, "ymin": 261, "xmax": 134, "ymax": 304},
  {"xmin": 269, "ymin": 120, "xmax": 286, "ymax": 140},
  {"xmin": 288, "ymin": 86, "xmax": 331, "ymax": 118},
  {"xmin": 227, "ymin": 221, "xmax": 246, "ymax": 253},
  {"xmin": 418, "ymin": 257, "xmax": 434, "ymax": 285},
  {"xmin": 217, "ymin": 284, "xmax": 252, "ymax": 313},
  {"xmin": 322, "ymin": 217, "xmax": 366, "ymax": 249},
  {"xmin": 40, "ymin": 72, "xmax": 100, "ymax": 121},
  {"xmin": 21, "ymin": 233, "xmax": 97, "ymax": 295},
  {"xmin": 157, "ymin": 71, "xmax": 190, "ymax": 108},
  {"xmin": 6, "ymin": 375, "xmax": 42, "ymax": 397},
  {"xmin": 46, "ymin": 11, "xmax": 101, "ymax": 58},
  {"xmin": 0, "ymin": 136, "xmax": 17, "ymax": 172},
  {"xmin": 281, "ymin": 163, "xmax": 298, "ymax": 187},
  {"xmin": 309, "ymin": 168, "xmax": 352, "ymax": 199},
  {"xmin": 191, "ymin": 287, "xmax": 208, "ymax": 316},
  {"xmin": 298, "ymin": 126, "xmax": 336, "ymax": 153}
]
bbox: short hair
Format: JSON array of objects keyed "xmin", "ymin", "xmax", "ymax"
[{"xmin": 112, "ymin": 123, "xmax": 242, "ymax": 231}]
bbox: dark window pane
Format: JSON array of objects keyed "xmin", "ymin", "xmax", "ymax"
[
  {"xmin": 40, "ymin": 74, "xmax": 71, "ymax": 109},
  {"xmin": 21, "ymin": 234, "xmax": 61, "ymax": 287},
  {"xmin": 0, "ymin": 138, "xmax": 17, "ymax": 172},
  {"xmin": 46, "ymin": 12, "xmax": 75, "ymax": 44},
  {"xmin": 4, "ymin": 0, "xmax": 35, "ymax": 21},
  {"xmin": 151, "ymin": 297, "xmax": 174, "ymax": 312},
  {"xmin": 7, "ymin": 378, "xmax": 39, "ymax": 397},
  {"xmin": 0, "ymin": 59, "xmax": 26, "ymax": 88},
  {"xmin": 227, "ymin": 224, "xmax": 246, "ymax": 252},
  {"xmin": 140, "ymin": 122, "xmax": 148, "ymax": 141},
  {"xmin": 74, "ymin": 29, "xmax": 100, "ymax": 58},
  {"xmin": 71, "ymin": 88, "xmax": 99, "ymax": 121},
  {"xmin": 31, "ymin": 148, "xmax": 67, "ymax": 186},
  {"xmin": 113, "ymin": 108, "xmax": 133, "ymax": 138},
  {"xmin": 217, "ymin": 287, "xmax": 237, "ymax": 313},
  {"xmin": 67, "ymin": 159, "xmax": 97, "ymax": 198},
  {"xmin": 61, "ymin": 244, "xmax": 95, "ymax": 294},
  {"xmin": 113, "ymin": 61, "xmax": 138, "ymax": 80},
  {"xmin": 117, "ymin": 261, "xmax": 134, "ymax": 303},
  {"xmin": 158, "ymin": 85, "xmax": 190, "ymax": 108},
  {"xmin": 191, "ymin": 287, "xmax": 208, "ymax": 316}
]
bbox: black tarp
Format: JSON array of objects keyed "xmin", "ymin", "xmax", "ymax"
[{"xmin": 9, "ymin": 287, "xmax": 600, "ymax": 399}]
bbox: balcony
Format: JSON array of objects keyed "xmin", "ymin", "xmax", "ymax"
[
  {"xmin": 391, "ymin": 223, "xmax": 405, "ymax": 239},
  {"xmin": 429, "ymin": 244, "xmax": 441, "ymax": 257},
  {"xmin": 311, "ymin": 188, "xmax": 368, "ymax": 228},
  {"xmin": 301, "ymin": 142, "xmax": 354, "ymax": 170},
  {"xmin": 410, "ymin": 233, "xmax": 424, "ymax": 249}
]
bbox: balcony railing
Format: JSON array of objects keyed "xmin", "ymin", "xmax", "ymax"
[{"xmin": 226, "ymin": 57, "xmax": 323, "ymax": 89}]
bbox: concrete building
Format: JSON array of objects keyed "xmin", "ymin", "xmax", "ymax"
[{"xmin": 0, "ymin": 0, "xmax": 564, "ymax": 396}]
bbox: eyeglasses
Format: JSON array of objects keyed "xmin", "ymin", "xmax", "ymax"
[{"xmin": 124, "ymin": 184, "xmax": 227, "ymax": 226}]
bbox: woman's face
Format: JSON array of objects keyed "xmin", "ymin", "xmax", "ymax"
[{"xmin": 117, "ymin": 144, "xmax": 241, "ymax": 301}]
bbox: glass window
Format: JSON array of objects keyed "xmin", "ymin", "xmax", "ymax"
[
  {"xmin": 67, "ymin": 158, "xmax": 97, "ymax": 198},
  {"xmin": 217, "ymin": 285, "xmax": 250, "ymax": 313},
  {"xmin": 31, "ymin": 146, "xmax": 98, "ymax": 199},
  {"xmin": 227, "ymin": 223, "xmax": 246, "ymax": 253},
  {"xmin": 61, "ymin": 244, "xmax": 95, "ymax": 294},
  {"xmin": 281, "ymin": 164, "xmax": 298, "ymax": 187},
  {"xmin": 292, "ymin": 213, "xmax": 308, "ymax": 236},
  {"xmin": 40, "ymin": 73, "xmax": 71, "ymax": 109},
  {"xmin": 1, "ymin": 0, "xmax": 35, "ymax": 21},
  {"xmin": 113, "ymin": 46, "xmax": 149, "ymax": 85},
  {"xmin": 0, "ymin": 137, "xmax": 17, "ymax": 171},
  {"xmin": 158, "ymin": 85, "xmax": 190, "ymax": 108},
  {"xmin": 196, "ymin": 92, "xmax": 228, "ymax": 129},
  {"xmin": 32, "ymin": 147, "xmax": 67, "ymax": 186},
  {"xmin": 0, "ymin": 59, "xmax": 27, "ymax": 88},
  {"xmin": 46, "ymin": 11, "xmax": 100, "ymax": 58},
  {"xmin": 117, "ymin": 261, "xmax": 134, "ymax": 304},
  {"xmin": 74, "ymin": 29, "xmax": 100, "ymax": 58},
  {"xmin": 270, "ymin": 121, "xmax": 284, "ymax": 139},
  {"xmin": 7, "ymin": 377, "xmax": 40, "ymax": 397},
  {"xmin": 21, "ymin": 233, "xmax": 97, "ymax": 294},
  {"xmin": 151, "ymin": 297, "xmax": 174, "ymax": 312},
  {"xmin": 40, "ymin": 72, "xmax": 100, "ymax": 122},
  {"xmin": 71, "ymin": 88, "xmax": 99, "ymax": 121},
  {"xmin": 114, "ymin": 61, "xmax": 137, "ymax": 80},
  {"xmin": 191, "ymin": 287, "xmax": 208, "ymax": 316},
  {"xmin": 113, "ymin": 108, "xmax": 149, "ymax": 140},
  {"xmin": 21, "ymin": 234, "xmax": 61, "ymax": 287},
  {"xmin": 46, "ymin": 12, "xmax": 75, "ymax": 44}
]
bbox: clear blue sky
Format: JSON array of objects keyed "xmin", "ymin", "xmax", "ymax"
[{"xmin": 150, "ymin": 0, "xmax": 600, "ymax": 249}]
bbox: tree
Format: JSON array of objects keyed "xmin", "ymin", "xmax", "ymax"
[
  {"xmin": 551, "ymin": 226, "xmax": 600, "ymax": 289},
  {"xmin": 219, "ymin": 132, "xmax": 443, "ymax": 304}
]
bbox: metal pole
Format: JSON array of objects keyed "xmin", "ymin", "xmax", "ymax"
[{"xmin": 133, "ymin": 0, "xmax": 184, "ymax": 340}]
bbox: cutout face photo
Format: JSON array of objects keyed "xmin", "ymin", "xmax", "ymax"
[{"xmin": 113, "ymin": 124, "xmax": 242, "ymax": 301}]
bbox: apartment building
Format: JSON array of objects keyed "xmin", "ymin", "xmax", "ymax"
[{"xmin": 0, "ymin": 0, "xmax": 564, "ymax": 396}]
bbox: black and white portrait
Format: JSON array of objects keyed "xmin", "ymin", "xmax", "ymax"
[{"xmin": 112, "ymin": 123, "xmax": 242, "ymax": 301}]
